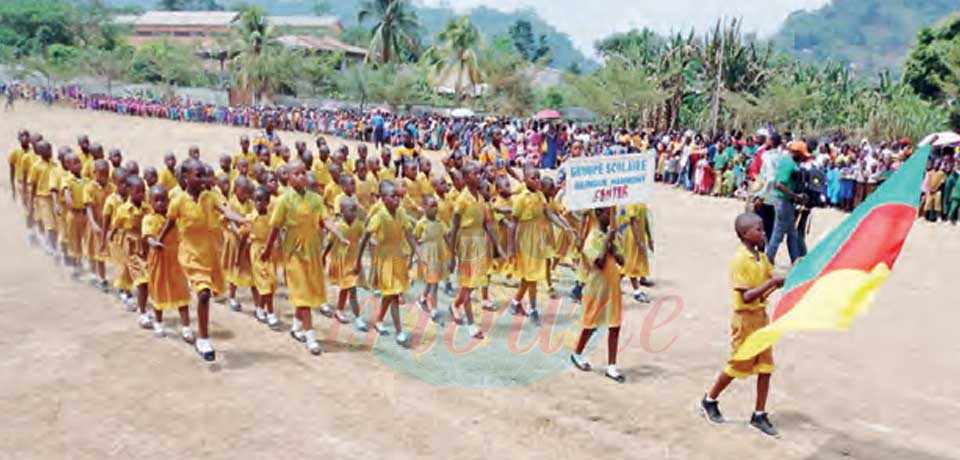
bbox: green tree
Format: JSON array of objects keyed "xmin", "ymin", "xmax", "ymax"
[
  {"xmin": 357, "ymin": 0, "xmax": 421, "ymax": 64},
  {"xmin": 475, "ymin": 36, "xmax": 534, "ymax": 116},
  {"xmin": 157, "ymin": 0, "xmax": 224, "ymax": 11},
  {"xmin": 300, "ymin": 52, "xmax": 342, "ymax": 96},
  {"xmin": 129, "ymin": 40, "xmax": 207, "ymax": 88},
  {"xmin": 85, "ymin": 46, "xmax": 134, "ymax": 95},
  {"xmin": 564, "ymin": 55, "xmax": 666, "ymax": 127},
  {"xmin": 336, "ymin": 63, "xmax": 375, "ymax": 112},
  {"xmin": 902, "ymin": 15, "xmax": 960, "ymax": 100},
  {"xmin": 229, "ymin": 6, "xmax": 301, "ymax": 104},
  {"xmin": 424, "ymin": 16, "xmax": 482, "ymax": 104},
  {"xmin": 508, "ymin": 19, "xmax": 550, "ymax": 63},
  {"xmin": 0, "ymin": 0, "xmax": 82, "ymax": 57}
]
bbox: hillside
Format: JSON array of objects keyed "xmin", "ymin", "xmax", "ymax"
[
  {"xmin": 105, "ymin": 0, "xmax": 593, "ymax": 70},
  {"xmin": 773, "ymin": 0, "xmax": 958, "ymax": 77}
]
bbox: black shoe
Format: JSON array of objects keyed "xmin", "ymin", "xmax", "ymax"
[
  {"xmin": 749, "ymin": 412, "xmax": 778, "ymax": 437},
  {"xmin": 529, "ymin": 309, "xmax": 542, "ymax": 327},
  {"xmin": 700, "ymin": 395, "xmax": 725, "ymax": 424}
]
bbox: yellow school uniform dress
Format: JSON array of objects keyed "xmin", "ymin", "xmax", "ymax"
[
  {"xmin": 555, "ymin": 203, "xmax": 577, "ymax": 264},
  {"xmin": 62, "ymin": 174, "xmax": 88, "ymax": 259},
  {"xmin": 17, "ymin": 150, "xmax": 38, "ymax": 208},
  {"xmin": 580, "ymin": 227, "xmax": 623, "ymax": 329},
  {"xmin": 542, "ymin": 196, "xmax": 562, "ymax": 260},
  {"xmin": 356, "ymin": 175, "xmax": 378, "ymax": 211},
  {"xmin": 158, "ymin": 167, "xmax": 178, "ymax": 192},
  {"xmin": 490, "ymin": 195, "xmax": 515, "ymax": 278},
  {"xmin": 433, "ymin": 193, "xmax": 453, "ymax": 225},
  {"xmin": 7, "ymin": 146, "xmax": 28, "ymax": 201},
  {"xmin": 270, "ymin": 155, "xmax": 288, "ymax": 171},
  {"xmin": 28, "ymin": 159, "xmax": 56, "ymax": 232},
  {"xmin": 168, "ymin": 191, "xmax": 226, "ymax": 295},
  {"xmin": 112, "ymin": 200, "xmax": 149, "ymax": 287},
  {"xmin": 618, "ymin": 203, "xmax": 651, "ymax": 278},
  {"xmin": 322, "ymin": 182, "xmax": 342, "ymax": 211},
  {"xmin": 246, "ymin": 210, "xmax": 277, "ymax": 295},
  {"xmin": 102, "ymin": 193, "xmax": 131, "ymax": 290},
  {"xmin": 270, "ymin": 189, "xmax": 328, "ymax": 307},
  {"xmin": 512, "ymin": 187, "xmax": 550, "ymax": 282},
  {"xmin": 344, "ymin": 158, "xmax": 356, "ymax": 174},
  {"xmin": 376, "ymin": 168, "xmax": 396, "ymax": 183},
  {"xmin": 725, "ymin": 245, "xmax": 775, "ymax": 379},
  {"xmin": 402, "ymin": 176, "xmax": 425, "ymax": 218},
  {"xmin": 144, "ymin": 211, "xmax": 190, "ymax": 310},
  {"xmin": 224, "ymin": 196, "xmax": 255, "ymax": 288},
  {"xmin": 328, "ymin": 218, "xmax": 364, "ymax": 289},
  {"xmin": 51, "ymin": 164, "xmax": 69, "ymax": 240},
  {"xmin": 367, "ymin": 205, "xmax": 413, "ymax": 296},
  {"xmin": 82, "ymin": 180, "xmax": 112, "ymax": 262},
  {"xmin": 233, "ymin": 150, "xmax": 257, "ymax": 169},
  {"xmin": 313, "ymin": 160, "xmax": 333, "ymax": 189},
  {"xmin": 417, "ymin": 172, "xmax": 435, "ymax": 196},
  {"xmin": 415, "ymin": 217, "xmax": 449, "ymax": 284},
  {"xmin": 79, "ymin": 153, "xmax": 94, "ymax": 180},
  {"xmin": 454, "ymin": 188, "xmax": 491, "ymax": 289}
]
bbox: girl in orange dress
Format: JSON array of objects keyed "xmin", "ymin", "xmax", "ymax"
[
  {"xmin": 144, "ymin": 185, "xmax": 194, "ymax": 341},
  {"xmin": 570, "ymin": 208, "xmax": 626, "ymax": 383},
  {"xmin": 447, "ymin": 162, "xmax": 503, "ymax": 339}
]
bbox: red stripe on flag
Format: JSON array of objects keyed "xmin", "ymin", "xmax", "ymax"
[{"xmin": 772, "ymin": 204, "xmax": 915, "ymax": 321}]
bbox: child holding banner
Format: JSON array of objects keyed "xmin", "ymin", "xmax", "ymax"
[{"xmin": 699, "ymin": 212, "xmax": 784, "ymax": 437}]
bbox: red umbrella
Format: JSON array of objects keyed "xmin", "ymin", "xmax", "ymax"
[{"xmin": 535, "ymin": 109, "xmax": 561, "ymax": 120}]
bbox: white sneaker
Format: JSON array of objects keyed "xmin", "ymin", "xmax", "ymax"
[
  {"xmin": 374, "ymin": 322, "xmax": 389, "ymax": 336},
  {"xmin": 254, "ymin": 308, "xmax": 267, "ymax": 323},
  {"xmin": 228, "ymin": 298, "xmax": 241, "ymax": 312},
  {"xmin": 152, "ymin": 321, "xmax": 165, "ymax": 338},
  {"xmin": 467, "ymin": 324, "xmax": 484, "ymax": 339},
  {"xmin": 138, "ymin": 314, "xmax": 152, "ymax": 329},
  {"xmin": 181, "ymin": 327, "xmax": 195, "ymax": 344},
  {"xmin": 396, "ymin": 331, "xmax": 409, "ymax": 346},
  {"xmin": 318, "ymin": 304, "xmax": 334, "ymax": 317},
  {"xmin": 125, "ymin": 297, "xmax": 137, "ymax": 312},
  {"xmin": 267, "ymin": 313, "xmax": 280, "ymax": 329},
  {"xmin": 354, "ymin": 317, "xmax": 368, "ymax": 332}
]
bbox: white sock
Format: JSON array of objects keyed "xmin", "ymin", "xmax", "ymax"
[
  {"xmin": 292, "ymin": 318, "xmax": 302, "ymax": 332},
  {"xmin": 267, "ymin": 313, "xmax": 278, "ymax": 322},
  {"xmin": 607, "ymin": 365, "xmax": 620, "ymax": 376},
  {"xmin": 704, "ymin": 396, "xmax": 717, "ymax": 403},
  {"xmin": 754, "ymin": 411, "xmax": 766, "ymax": 416},
  {"xmin": 305, "ymin": 329, "xmax": 317, "ymax": 345},
  {"xmin": 633, "ymin": 289, "xmax": 641, "ymax": 296}
]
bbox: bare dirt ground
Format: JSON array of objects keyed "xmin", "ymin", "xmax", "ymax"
[{"xmin": 0, "ymin": 103, "xmax": 957, "ymax": 460}]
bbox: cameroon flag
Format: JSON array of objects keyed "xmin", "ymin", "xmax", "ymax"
[{"xmin": 734, "ymin": 145, "xmax": 931, "ymax": 360}]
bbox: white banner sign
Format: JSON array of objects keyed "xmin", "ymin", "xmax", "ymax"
[{"xmin": 562, "ymin": 153, "xmax": 655, "ymax": 211}]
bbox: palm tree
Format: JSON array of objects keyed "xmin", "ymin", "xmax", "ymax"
[
  {"xmin": 357, "ymin": 0, "xmax": 421, "ymax": 64},
  {"xmin": 230, "ymin": 6, "xmax": 300, "ymax": 105},
  {"xmin": 424, "ymin": 16, "xmax": 481, "ymax": 104}
]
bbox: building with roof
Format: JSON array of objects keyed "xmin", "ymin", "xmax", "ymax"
[
  {"xmin": 274, "ymin": 35, "xmax": 367, "ymax": 62},
  {"xmin": 115, "ymin": 11, "xmax": 343, "ymax": 47}
]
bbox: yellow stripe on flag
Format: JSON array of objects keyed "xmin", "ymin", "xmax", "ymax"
[{"xmin": 733, "ymin": 264, "xmax": 892, "ymax": 360}]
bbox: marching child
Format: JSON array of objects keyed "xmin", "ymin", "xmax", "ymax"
[
  {"xmin": 247, "ymin": 186, "xmax": 280, "ymax": 329},
  {"xmin": 414, "ymin": 194, "xmax": 448, "ymax": 324},
  {"xmin": 83, "ymin": 160, "xmax": 112, "ymax": 290},
  {"xmin": 110, "ymin": 175, "xmax": 151, "ymax": 329},
  {"xmin": 324, "ymin": 197, "xmax": 367, "ymax": 328},
  {"xmin": 699, "ymin": 212, "xmax": 784, "ymax": 437},
  {"xmin": 143, "ymin": 185, "xmax": 194, "ymax": 342}
]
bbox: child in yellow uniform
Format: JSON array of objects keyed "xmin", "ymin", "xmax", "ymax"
[
  {"xmin": 322, "ymin": 162, "xmax": 344, "ymax": 211},
  {"xmin": 234, "ymin": 136, "xmax": 256, "ymax": 168},
  {"xmin": 143, "ymin": 185, "xmax": 194, "ymax": 341},
  {"xmin": 448, "ymin": 162, "xmax": 503, "ymax": 339},
  {"xmin": 17, "ymin": 135, "xmax": 40, "ymax": 225},
  {"xmin": 80, "ymin": 143, "xmax": 104, "ymax": 180},
  {"xmin": 247, "ymin": 186, "xmax": 280, "ymax": 329},
  {"xmin": 27, "ymin": 141, "xmax": 57, "ymax": 253},
  {"xmin": 401, "ymin": 161, "xmax": 424, "ymax": 219},
  {"xmin": 414, "ymin": 194, "xmax": 448, "ymax": 324},
  {"xmin": 159, "ymin": 153, "xmax": 178, "ymax": 191},
  {"xmin": 355, "ymin": 180, "xmax": 421, "ymax": 345},
  {"xmin": 83, "ymin": 160, "xmax": 113, "ymax": 291},
  {"xmin": 619, "ymin": 202, "xmax": 655, "ymax": 303},
  {"xmin": 509, "ymin": 169, "xmax": 575, "ymax": 326},
  {"xmin": 376, "ymin": 150, "xmax": 397, "ymax": 182},
  {"xmin": 354, "ymin": 160, "xmax": 378, "ymax": 211},
  {"xmin": 262, "ymin": 161, "xmax": 346, "ymax": 356},
  {"xmin": 313, "ymin": 145, "xmax": 333, "ymax": 189},
  {"xmin": 224, "ymin": 177, "xmax": 255, "ymax": 312},
  {"xmin": 324, "ymin": 197, "xmax": 366, "ymax": 328},
  {"xmin": 51, "ymin": 148, "xmax": 70, "ymax": 258},
  {"xmin": 110, "ymin": 176, "xmax": 151, "ymax": 329},
  {"xmin": 159, "ymin": 158, "xmax": 247, "ymax": 361},
  {"xmin": 60, "ymin": 153, "xmax": 87, "ymax": 278},
  {"xmin": 432, "ymin": 175, "xmax": 457, "ymax": 295},
  {"xmin": 7, "ymin": 130, "xmax": 30, "ymax": 208},
  {"xmin": 102, "ymin": 167, "xmax": 133, "ymax": 306},
  {"xmin": 700, "ymin": 212, "xmax": 784, "ymax": 437},
  {"xmin": 570, "ymin": 207, "xmax": 626, "ymax": 383}
]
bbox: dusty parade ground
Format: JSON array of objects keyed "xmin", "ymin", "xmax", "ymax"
[{"xmin": 0, "ymin": 104, "xmax": 957, "ymax": 459}]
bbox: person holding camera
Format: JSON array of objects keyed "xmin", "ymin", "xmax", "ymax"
[{"xmin": 765, "ymin": 141, "xmax": 811, "ymax": 265}]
